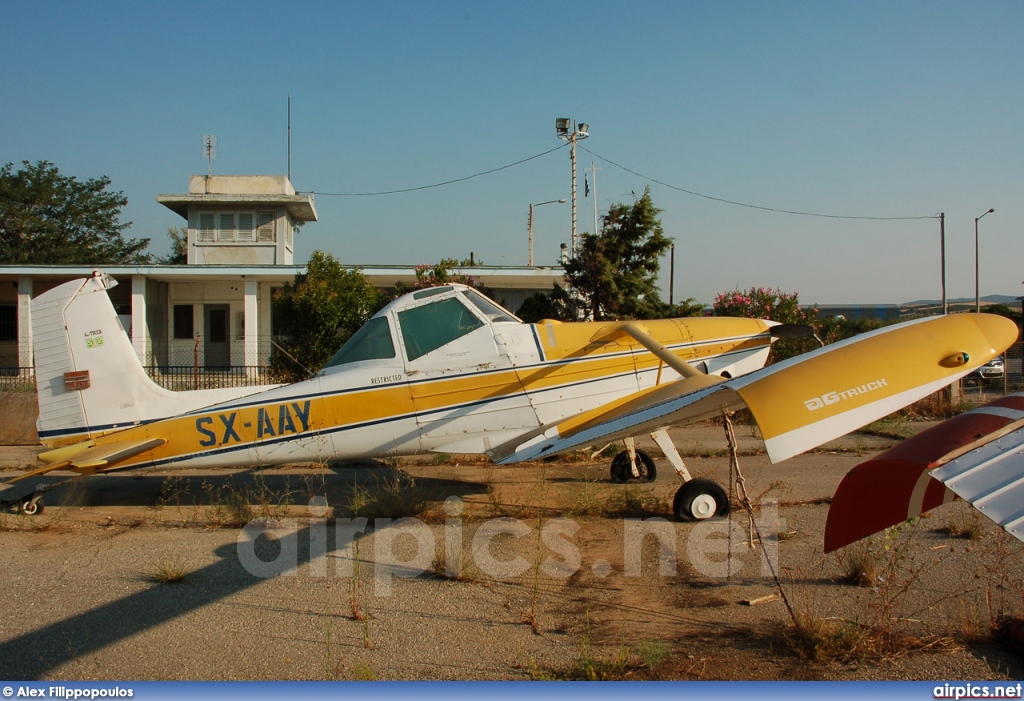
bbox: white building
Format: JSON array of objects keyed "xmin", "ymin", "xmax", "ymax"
[{"xmin": 0, "ymin": 175, "xmax": 564, "ymax": 386}]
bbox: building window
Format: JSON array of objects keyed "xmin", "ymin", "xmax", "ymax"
[
  {"xmin": 257, "ymin": 212, "xmax": 275, "ymax": 242},
  {"xmin": 196, "ymin": 211, "xmax": 275, "ymax": 244},
  {"xmin": 173, "ymin": 305, "xmax": 194, "ymax": 339},
  {"xmin": 198, "ymin": 213, "xmax": 215, "ymax": 242},
  {"xmin": 217, "ymin": 213, "xmax": 235, "ymax": 242}
]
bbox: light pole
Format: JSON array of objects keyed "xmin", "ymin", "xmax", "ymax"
[
  {"xmin": 975, "ymin": 208, "xmax": 995, "ymax": 313},
  {"xmin": 939, "ymin": 213, "xmax": 947, "ymax": 314},
  {"xmin": 528, "ymin": 199, "xmax": 565, "ymax": 266},
  {"xmin": 555, "ymin": 118, "xmax": 589, "ymax": 257}
]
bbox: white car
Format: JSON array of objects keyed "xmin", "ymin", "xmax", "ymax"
[{"xmin": 972, "ymin": 355, "xmax": 1005, "ymax": 380}]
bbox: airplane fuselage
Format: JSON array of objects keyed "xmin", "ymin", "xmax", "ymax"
[{"xmin": 41, "ymin": 284, "xmax": 775, "ymax": 472}]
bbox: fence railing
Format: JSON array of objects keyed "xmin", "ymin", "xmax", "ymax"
[
  {"xmin": 0, "ymin": 365, "xmax": 280, "ymax": 393},
  {"xmin": 142, "ymin": 365, "xmax": 280, "ymax": 391},
  {"xmin": 0, "ymin": 367, "xmax": 35, "ymax": 392}
]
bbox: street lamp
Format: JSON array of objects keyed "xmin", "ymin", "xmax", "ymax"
[
  {"xmin": 528, "ymin": 199, "xmax": 565, "ymax": 266},
  {"xmin": 975, "ymin": 208, "xmax": 995, "ymax": 313},
  {"xmin": 555, "ymin": 118, "xmax": 590, "ymax": 257}
]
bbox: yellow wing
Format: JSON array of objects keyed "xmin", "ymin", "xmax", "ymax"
[{"xmin": 494, "ymin": 313, "xmax": 1018, "ymax": 465}]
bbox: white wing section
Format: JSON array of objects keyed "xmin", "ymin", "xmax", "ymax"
[{"xmin": 930, "ymin": 429, "xmax": 1024, "ymax": 544}]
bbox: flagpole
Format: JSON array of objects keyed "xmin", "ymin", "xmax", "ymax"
[{"xmin": 586, "ymin": 162, "xmax": 601, "ymax": 234}]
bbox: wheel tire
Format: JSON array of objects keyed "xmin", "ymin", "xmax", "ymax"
[
  {"xmin": 610, "ymin": 450, "xmax": 657, "ymax": 483},
  {"xmin": 20, "ymin": 496, "xmax": 43, "ymax": 516},
  {"xmin": 673, "ymin": 479, "xmax": 729, "ymax": 521}
]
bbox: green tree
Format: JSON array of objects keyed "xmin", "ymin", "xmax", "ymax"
[
  {"xmin": 271, "ymin": 251, "xmax": 387, "ymax": 381},
  {"xmin": 395, "ymin": 257, "xmax": 497, "ymax": 301},
  {"xmin": 555, "ymin": 186, "xmax": 673, "ymax": 320},
  {"xmin": 0, "ymin": 160, "xmax": 151, "ymax": 264},
  {"xmin": 158, "ymin": 226, "xmax": 188, "ymax": 264},
  {"xmin": 982, "ymin": 303, "xmax": 1022, "ymax": 324}
]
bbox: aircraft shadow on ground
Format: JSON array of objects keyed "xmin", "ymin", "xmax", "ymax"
[
  {"xmin": 0, "ymin": 464, "xmax": 487, "ymax": 679},
  {"xmin": 16, "ymin": 461, "xmax": 485, "ymax": 510}
]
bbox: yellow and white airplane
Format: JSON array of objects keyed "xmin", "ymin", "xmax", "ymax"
[{"xmin": 2, "ymin": 271, "xmax": 1018, "ymax": 520}]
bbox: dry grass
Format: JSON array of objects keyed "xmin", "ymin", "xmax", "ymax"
[
  {"xmin": 939, "ymin": 511, "xmax": 985, "ymax": 541},
  {"xmin": 147, "ymin": 554, "xmax": 192, "ymax": 584},
  {"xmin": 344, "ymin": 473, "xmax": 445, "ymax": 520},
  {"xmin": 781, "ymin": 611, "xmax": 958, "ymax": 663}
]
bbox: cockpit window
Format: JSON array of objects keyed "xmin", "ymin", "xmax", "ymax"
[
  {"xmin": 321, "ymin": 316, "xmax": 396, "ymax": 370},
  {"xmin": 398, "ymin": 297, "xmax": 484, "ymax": 361},
  {"xmin": 413, "ymin": 286, "xmax": 452, "ymax": 300},
  {"xmin": 464, "ymin": 289, "xmax": 519, "ymax": 323}
]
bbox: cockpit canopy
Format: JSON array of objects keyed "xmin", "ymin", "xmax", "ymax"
[{"xmin": 319, "ymin": 285, "xmax": 520, "ymax": 374}]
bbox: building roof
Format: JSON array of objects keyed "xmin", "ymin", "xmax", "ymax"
[
  {"xmin": 0, "ymin": 264, "xmax": 565, "ymax": 289},
  {"xmin": 156, "ymin": 174, "xmax": 318, "ymax": 222},
  {"xmin": 156, "ymin": 194, "xmax": 318, "ymax": 222}
]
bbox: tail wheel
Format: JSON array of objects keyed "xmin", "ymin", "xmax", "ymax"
[
  {"xmin": 673, "ymin": 479, "xmax": 729, "ymax": 521},
  {"xmin": 610, "ymin": 450, "xmax": 657, "ymax": 483},
  {"xmin": 20, "ymin": 496, "xmax": 44, "ymax": 516}
]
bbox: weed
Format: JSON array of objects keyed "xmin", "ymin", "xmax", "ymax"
[
  {"xmin": 148, "ymin": 554, "xmax": 192, "ymax": 584},
  {"xmin": 348, "ymin": 660, "xmax": 377, "ymax": 680},
  {"xmin": 940, "ymin": 510, "xmax": 985, "ymax": 540},
  {"xmin": 566, "ymin": 610, "xmax": 633, "ymax": 680},
  {"xmin": 858, "ymin": 418, "xmax": 916, "ymax": 440},
  {"xmin": 560, "ymin": 478, "xmax": 606, "ymax": 518},
  {"xmin": 839, "ymin": 538, "xmax": 881, "ymax": 587},
  {"xmin": 344, "ymin": 473, "xmax": 442, "ymax": 520},
  {"xmin": 430, "ymin": 544, "xmax": 481, "ymax": 583},
  {"xmin": 781, "ymin": 610, "xmax": 957, "ymax": 663},
  {"xmin": 634, "ymin": 639, "xmax": 670, "ymax": 668},
  {"xmin": 525, "ymin": 470, "xmax": 549, "ymax": 634},
  {"xmin": 350, "ymin": 538, "xmax": 366, "ymax": 621},
  {"xmin": 603, "ymin": 485, "xmax": 663, "ymax": 518}
]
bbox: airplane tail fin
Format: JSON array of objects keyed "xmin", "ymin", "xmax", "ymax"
[{"xmin": 33, "ymin": 272, "xmax": 276, "ymax": 447}]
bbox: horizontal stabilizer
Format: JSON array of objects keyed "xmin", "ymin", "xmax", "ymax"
[
  {"xmin": 825, "ymin": 393, "xmax": 1024, "ymax": 551},
  {"xmin": 931, "ymin": 426, "xmax": 1024, "ymax": 545},
  {"xmin": 23, "ymin": 437, "xmax": 168, "ymax": 479}
]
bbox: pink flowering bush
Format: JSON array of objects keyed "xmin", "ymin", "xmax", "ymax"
[
  {"xmin": 713, "ymin": 286, "xmax": 818, "ymax": 363},
  {"xmin": 712, "ymin": 287, "xmax": 813, "ymax": 326}
]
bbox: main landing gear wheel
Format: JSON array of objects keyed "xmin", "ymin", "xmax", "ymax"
[
  {"xmin": 20, "ymin": 495, "xmax": 44, "ymax": 516},
  {"xmin": 610, "ymin": 450, "xmax": 657, "ymax": 483},
  {"xmin": 673, "ymin": 478, "xmax": 729, "ymax": 521}
]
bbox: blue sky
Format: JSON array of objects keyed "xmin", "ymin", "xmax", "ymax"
[{"xmin": 3, "ymin": 1, "xmax": 1022, "ymax": 305}]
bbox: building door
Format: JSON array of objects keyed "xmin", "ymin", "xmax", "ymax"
[{"xmin": 204, "ymin": 304, "xmax": 230, "ymax": 368}]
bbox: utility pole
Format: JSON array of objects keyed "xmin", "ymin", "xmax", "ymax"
[
  {"xmin": 940, "ymin": 212, "xmax": 947, "ymax": 315},
  {"xmin": 669, "ymin": 244, "xmax": 675, "ymax": 306},
  {"xmin": 555, "ymin": 119, "xmax": 590, "ymax": 257}
]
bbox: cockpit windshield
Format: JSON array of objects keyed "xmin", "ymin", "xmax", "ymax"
[
  {"xmin": 398, "ymin": 296, "xmax": 484, "ymax": 361},
  {"xmin": 464, "ymin": 289, "xmax": 519, "ymax": 323},
  {"xmin": 321, "ymin": 316, "xmax": 396, "ymax": 371}
]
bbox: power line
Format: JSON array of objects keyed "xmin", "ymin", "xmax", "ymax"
[
  {"xmin": 305, "ymin": 143, "xmax": 569, "ymax": 197},
  {"xmin": 578, "ymin": 145, "xmax": 938, "ymax": 222}
]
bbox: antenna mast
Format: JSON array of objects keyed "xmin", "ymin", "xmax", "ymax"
[
  {"xmin": 202, "ymin": 134, "xmax": 217, "ymax": 176},
  {"xmin": 287, "ymin": 95, "xmax": 291, "ymax": 181}
]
